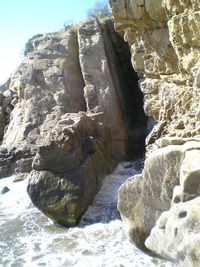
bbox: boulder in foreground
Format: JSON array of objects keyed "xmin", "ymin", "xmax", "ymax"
[{"xmin": 28, "ymin": 112, "xmax": 113, "ymax": 226}]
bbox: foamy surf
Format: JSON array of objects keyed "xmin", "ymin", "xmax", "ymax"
[{"xmin": 0, "ymin": 161, "xmax": 178, "ymax": 267}]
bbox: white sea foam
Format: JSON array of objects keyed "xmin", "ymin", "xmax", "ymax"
[{"xmin": 0, "ymin": 161, "xmax": 178, "ymax": 267}]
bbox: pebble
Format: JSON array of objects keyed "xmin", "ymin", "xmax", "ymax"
[{"xmin": 0, "ymin": 186, "xmax": 10, "ymax": 195}]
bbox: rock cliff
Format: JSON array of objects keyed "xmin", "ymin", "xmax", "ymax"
[
  {"xmin": 0, "ymin": 19, "xmax": 147, "ymax": 225},
  {"xmin": 109, "ymin": 0, "xmax": 200, "ymax": 266},
  {"xmin": 1, "ymin": 1, "xmax": 200, "ymax": 265}
]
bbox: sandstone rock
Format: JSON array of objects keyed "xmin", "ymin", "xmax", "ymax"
[
  {"xmin": 15, "ymin": 158, "xmax": 33, "ymax": 174},
  {"xmin": 2, "ymin": 29, "xmax": 86, "ymax": 158},
  {"xmin": 0, "ymin": 29, "xmax": 87, "ymax": 175},
  {"xmin": 28, "ymin": 159, "xmax": 109, "ymax": 226},
  {"xmin": 145, "ymin": 0, "xmax": 167, "ymax": 22},
  {"xmin": 156, "ymin": 136, "xmax": 200, "ymax": 148},
  {"xmin": 118, "ymin": 144, "xmax": 183, "ymax": 250},
  {"xmin": 0, "ymin": 166, "xmax": 9, "ymax": 179},
  {"xmin": 157, "ymin": 137, "xmax": 187, "ymax": 148},
  {"xmin": 28, "ymin": 170, "xmax": 84, "ymax": 226},
  {"xmin": 28, "ymin": 112, "xmax": 113, "ymax": 226},
  {"xmin": 171, "ymin": 185, "xmax": 196, "ymax": 205},
  {"xmin": 0, "ymin": 15, "xmax": 147, "ymax": 230},
  {"xmin": 0, "ymin": 18, "xmax": 146, "ymax": 178},
  {"xmin": 170, "ymin": 148, "xmax": 200, "ymax": 206},
  {"xmin": 109, "ymin": 0, "xmax": 200, "ymax": 264},
  {"xmin": 110, "ymin": 0, "xmax": 200, "ymax": 144},
  {"xmin": 179, "ymin": 150, "xmax": 200, "ymax": 196},
  {"xmin": 0, "ymin": 94, "xmax": 3, "ymax": 106},
  {"xmin": 78, "ymin": 19, "xmax": 127, "ymax": 158},
  {"xmin": 195, "ymin": 68, "xmax": 200, "ymax": 88},
  {"xmin": 118, "ymin": 141, "xmax": 200, "ymax": 250},
  {"xmin": 145, "ymin": 197, "xmax": 200, "ymax": 267},
  {"xmin": 0, "ymin": 17, "xmax": 147, "ymax": 230},
  {"xmin": 32, "ymin": 112, "xmax": 112, "ymax": 173}
]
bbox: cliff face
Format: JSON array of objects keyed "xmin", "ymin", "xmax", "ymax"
[
  {"xmin": 110, "ymin": 0, "xmax": 200, "ymax": 147},
  {"xmin": 0, "ymin": 19, "xmax": 146, "ymax": 225},
  {"xmin": 1, "ymin": 2, "xmax": 199, "ymax": 264},
  {"xmin": 110, "ymin": 0, "xmax": 200, "ymax": 265}
]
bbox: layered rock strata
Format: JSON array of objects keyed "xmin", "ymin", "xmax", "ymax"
[
  {"xmin": 109, "ymin": 0, "xmax": 200, "ymax": 265},
  {"xmin": 0, "ymin": 19, "xmax": 147, "ymax": 225}
]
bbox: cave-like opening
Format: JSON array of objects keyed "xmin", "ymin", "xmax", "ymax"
[{"xmin": 105, "ymin": 20, "xmax": 148, "ymax": 159}]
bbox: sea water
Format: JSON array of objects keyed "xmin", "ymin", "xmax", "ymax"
[{"xmin": 0, "ymin": 161, "xmax": 178, "ymax": 267}]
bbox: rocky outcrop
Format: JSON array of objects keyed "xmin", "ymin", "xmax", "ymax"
[
  {"xmin": 28, "ymin": 112, "xmax": 113, "ymax": 226},
  {"xmin": 0, "ymin": 19, "xmax": 146, "ymax": 175},
  {"xmin": 145, "ymin": 197, "xmax": 200, "ymax": 267},
  {"xmin": 109, "ymin": 0, "xmax": 200, "ymax": 265},
  {"xmin": 110, "ymin": 0, "xmax": 200, "ymax": 148},
  {"xmin": 118, "ymin": 140, "xmax": 200, "ymax": 250},
  {"xmin": 0, "ymin": 19, "xmax": 147, "ymax": 225},
  {"xmin": 0, "ymin": 29, "xmax": 87, "ymax": 177}
]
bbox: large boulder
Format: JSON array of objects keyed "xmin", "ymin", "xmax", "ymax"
[
  {"xmin": 145, "ymin": 197, "xmax": 200, "ymax": 267},
  {"xmin": 118, "ymin": 140, "xmax": 200, "ymax": 250},
  {"xmin": 27, "ymin": 112, "xmax": 114, "ymax": 226},
  {"xmin": 145, "ymin": 142, "xmax": 200, "ymax": 266},
  {"xmin": 118, "ymin": 144, "xmax": 183, "ymax": 250}
]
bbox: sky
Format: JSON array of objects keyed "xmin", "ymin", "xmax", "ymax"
[{"xmin": 0, "ymin": 0, "xmax": 99, "ymax": 85}]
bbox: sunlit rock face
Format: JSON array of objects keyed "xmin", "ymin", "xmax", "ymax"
[
  {"xmin": 145, "ymin": 197, "xmax": 200, "ymax": 267},
  {"xmin": 110, "ymin": 0, "xmax": 200, "ymax": 148},
  {"xmin": 0, "ymin": 29, "xmax": 87, "ymax": 177},
  {"xmin": 0, "ymin": 18, "xmax": 147, "ymax": 225},
  {"xmin": 110, "ymin": 0, "xmax": 200, "ymax": 265}
]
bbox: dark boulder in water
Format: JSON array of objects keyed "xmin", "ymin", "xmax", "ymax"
[{"xmin": 0, "ymin": 186, "xmax": 9, "ymax": 194}]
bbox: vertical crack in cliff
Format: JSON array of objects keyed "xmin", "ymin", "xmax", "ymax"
[
  {"xmin": 62, "ymin": 30, "xmax": 87, "ymax": 113},
  {"xmin": 100, "ymin": 19, "xmax": 147, "ymax": 158}
]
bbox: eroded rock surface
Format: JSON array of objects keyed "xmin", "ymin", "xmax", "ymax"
[
  {"xmin": 28, "ymin": 112, "xmax": 113, "ymax": 226},
  {"xmin": 0, "ymin": 19, "xmax": 147, "ymax": 225},
  {"xmin": 109, "ymin": 0, "xmax": 200, "ymax": 264},
  {"xmin": 110, "ymin": 0, "xmax": 200, "ymax": 149},
  {"xmin": 0, "ymin": 29, "xmax": 87, "ymax": 177},
  {"xmin": 118, "ymin": 140, "xmax": 200, "ymax": 250},
  {"xmin": 145, "ymin": 197, "xmax": 200, "ymax": 267}
]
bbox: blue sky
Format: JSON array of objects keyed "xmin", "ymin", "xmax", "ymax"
[{"xmin": 0, "ymin": 0, "xmax": 99, "ymax": 84}]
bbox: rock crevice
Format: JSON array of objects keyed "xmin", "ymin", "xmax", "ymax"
[
  {"xmin": 109, "ymin": 0, "xmax": 200, "ymax": 265},
  {"xmin": 0, "ymin": 18, "xmax": 147, "ymax": 226}
]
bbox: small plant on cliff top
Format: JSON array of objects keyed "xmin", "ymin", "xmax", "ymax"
[{"xmin": 86, "ymin": 0, "xmax": 111, "ymax": 19}]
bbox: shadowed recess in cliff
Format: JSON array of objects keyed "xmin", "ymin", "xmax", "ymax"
[
  {"xmin": 100, "ymin": 19, "xmax": 147, "ymax": 159},
  {"xmin": 0, "ymin": 17, "xmax": 149, "ymax": 228}
]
